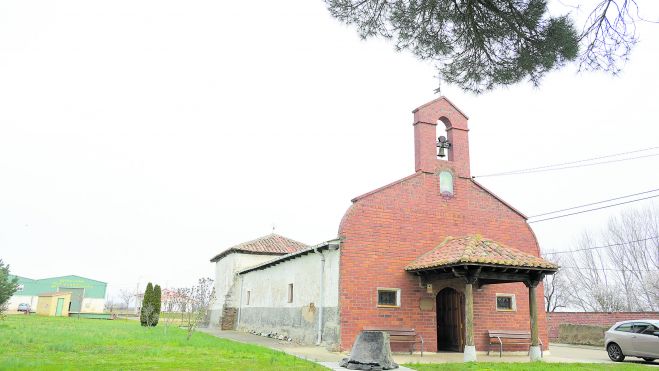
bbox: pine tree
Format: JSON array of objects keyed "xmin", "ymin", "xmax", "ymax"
[
  {"xmin": 152, "ymin": 284, "xmax": 162, "ymax": 327},
  {"xmin": 325, "ymin": 0, "xmax": 580, "ymax": 93},
  {"xmin": 140, "ymin": 282, "xmax": 153, "ymax": 327}
]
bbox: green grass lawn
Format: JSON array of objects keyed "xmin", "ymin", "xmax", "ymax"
[
  {"xmin": 0, "ymin": 315, "xmax": 323, "ymax": 370},
  {"xmin": 405, "ymin": 362, "xmax": 653, "ymax": 370}
]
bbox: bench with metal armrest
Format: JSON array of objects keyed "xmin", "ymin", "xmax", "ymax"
[{"xmin": 487, "ymin": 330, "xmax": 543, "ymax": 357}]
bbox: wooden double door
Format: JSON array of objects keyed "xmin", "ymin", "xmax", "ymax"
[{"xmin": 436, "ymin": 287, "xmax": 465, "ymax": 352}]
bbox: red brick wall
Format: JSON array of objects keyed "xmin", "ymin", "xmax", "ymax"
[
  {"xmin": 337, "ymin": 97, "xmax": 549, "ymax": 352},
  {"xmin": 546, "ymin": 312, "xmax": 659, "ymax": 340}
]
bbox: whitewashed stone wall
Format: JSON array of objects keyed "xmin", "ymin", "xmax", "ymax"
[
  {"xmin": 209, "ymin": 253, "xmax": 281, "ymax": 327},
  {"xmin": 236, "ymin": 248, "xmax": 340, "ymax": 347}
]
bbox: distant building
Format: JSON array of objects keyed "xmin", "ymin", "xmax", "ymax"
[
  {"xmin": 8, "ymin": 275, "xmax": 107, "ymax": 313},
  {"xmin": 36, "ymin": 292, "xmax": 72, "ymax": 317}
]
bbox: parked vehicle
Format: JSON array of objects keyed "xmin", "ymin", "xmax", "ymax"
[
  {"xmin": 605, "ymin": 320, "xmax": 659, "ymax": 363},
  {"xmin": 17, "ymin": 303, "xmax": 31, "ymax": 313}
]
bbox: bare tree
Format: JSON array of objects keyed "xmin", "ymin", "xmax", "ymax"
[
  {"xmin": 543, "ymin": 255, "xmax": 572, "ymax": 312},
  {"xmin": 180, "ymin": 278, "xmax": 216, "ymax": 340},
  {"xmin": 119, "ymin": 289, "xmax": 134, "ymax": 310},
  {"xmin": 562, "ymin": 232, "xmax": 627, "ymax": 311},
  {"xmin": 549, "ymin": 205, "xmax": 659, "ymax": 312},
  {"xmin": 104, "ymin": 298, "xmax": 116, "ymax": 312},
  {"xmin": 578, "ymin": 0, "xmax": 650, "ymax": 74},
  {"xmin": 161, "ymin": 288, "xmax": 188, "ymax": 335},
  {"xmin": 141, "ymin": 304, "xmax": 157, "ymax": 327},
  {"xmin": 604, "ymin": 207, "xmax": 659, "ymax": 311}
]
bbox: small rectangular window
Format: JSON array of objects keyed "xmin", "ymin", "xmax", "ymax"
[
  {"xmin": 246, "ymin": 290, "xmax": 251, "ymax": 306},
  {"xmin": 377, "ymin": 288, "xmax": 400, "ymax": 307},
  {"xmin": 287, "ymin": 284, "xmax": 294, "ymax": 303},
  {"xmin": 496, "ymin": 294, "xmax": 515, "ymax": 311}
]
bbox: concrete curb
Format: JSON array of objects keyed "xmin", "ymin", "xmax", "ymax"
[{"xmin": 550, "ymin": 342, "xmax": 604, "ymax": 351}]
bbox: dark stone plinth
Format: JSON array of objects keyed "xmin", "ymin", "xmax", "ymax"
[{"xmin": 340, "ymin": 331, "xmax": 398, "ymax": 370}]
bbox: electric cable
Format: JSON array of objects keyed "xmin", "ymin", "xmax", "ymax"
[
  {"xmin": 543, "ymin": 236, "xmax": 658, "ymax": 255},
  {"xmin": 528, "ymin": 194, "xmax": 659, "ymax": 223},
  {"xmin": 528, "ymin": 188, "xmax": 659, "ymax": 218},
  {"xmin": 473, "ymin": 146, "xmax": 659, "ymax": 178}
]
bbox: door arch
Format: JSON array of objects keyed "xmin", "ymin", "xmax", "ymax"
[{"xmin": 436, "ymin": 287, "xmax": 465, "ymax": 352}]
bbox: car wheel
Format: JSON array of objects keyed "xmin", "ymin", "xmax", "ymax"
[
  {"xmin": 607, "ymin": 343, "xmax": 625, "ymax": 362},
  {"xmin": 642, "ymin": 358, "xmax": 656, "ymax": 362}
]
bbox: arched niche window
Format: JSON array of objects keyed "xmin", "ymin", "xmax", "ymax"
[{"xmin": 439, "ymin": 171, "xmax": 454, "ymax": 197}]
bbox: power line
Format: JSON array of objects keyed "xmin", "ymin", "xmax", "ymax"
[
  {"xmin": 473, "ymin": 146, "xmax": 659, "ymax": 178},
  {"xmin": 560, "ymin": 266, "xmax": 657, "ymax": 273},
  {"xmin": 528, "ymin": 194, "xmax": 659, "ymax": 223},
  {"xmin": 476, "ymin": 153, "xmax": 659, "ymax": 177},
  {"xmin": 543, "ymin": 236, "xmax": 658, "ymax": 255},
  {"xmin": 528, "ymin": 188, "xmax": 659, "ymax": 218}
]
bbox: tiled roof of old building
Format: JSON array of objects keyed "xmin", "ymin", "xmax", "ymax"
[
  {"xmin": 210, "ymin": 233, "xmax": 308, "ymax": 262},
  {"xmin": 405, "ymin": 235, "xmax": 558, "ymax": 271}
]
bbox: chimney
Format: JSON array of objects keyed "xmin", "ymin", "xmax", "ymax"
[{"xmin": 412, "ymin": 96, "xmax": 470, "ymax": 177}]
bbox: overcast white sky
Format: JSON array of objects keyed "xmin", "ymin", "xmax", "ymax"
[{"xmin": 1, "ymin": 1, "xmax": 658, "ymax": 300}]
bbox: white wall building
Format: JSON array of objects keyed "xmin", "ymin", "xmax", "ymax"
[{"xmin": 210, "ymin": 234, "xmax": 341, "ymax": 347}]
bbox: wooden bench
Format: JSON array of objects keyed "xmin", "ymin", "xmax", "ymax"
[
  {"xmin": 363, "ymin": 327, "xmax": 424, "ymax": 356},
  {"xmin": 487, "ymin": 330, "xmax": 543, "ymax": 357}
]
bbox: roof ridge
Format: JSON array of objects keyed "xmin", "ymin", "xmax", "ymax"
[{"xmin": 210, "ymin": 233, "xmax": 309, "ymax": 262}]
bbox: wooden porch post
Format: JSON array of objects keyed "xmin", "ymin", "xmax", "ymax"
[
  {"xmin": 526, "ymin": 277, "xmax": 542, "ymax": 361},
  {"xmin": 464, "ymin": 279, "xmax": 476, "ymax": 362}
]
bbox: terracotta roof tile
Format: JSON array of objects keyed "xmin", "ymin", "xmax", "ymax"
[
  {"xmin": 405, "ymin": 235, "xmax": 558, "ymax": 271},
  {"xmin": 210, "ymin": 233, "xmax": 308, "ymax": 262}
]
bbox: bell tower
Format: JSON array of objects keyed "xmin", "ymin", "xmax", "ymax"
[{"xmin": 412, "ymin": 96, "xmax": 470, "ymax": 178}]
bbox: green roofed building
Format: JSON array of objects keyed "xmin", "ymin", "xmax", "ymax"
[{"xmin": 8, "ymin": 275, "xmax": 107, "ymax": 313}]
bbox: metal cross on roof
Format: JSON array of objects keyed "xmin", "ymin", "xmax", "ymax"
[{"xmin": 434, "ymin": 72, "xmax": 442, "ymax": 95}]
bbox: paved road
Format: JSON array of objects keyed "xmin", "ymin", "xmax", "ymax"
[
  {"xmin": 200, "ymin": 328, "xmax": 659, "ymax": 368},
  {"xmin": 549, "ymin": 343, "xmax": 658, "ymax": 367}
]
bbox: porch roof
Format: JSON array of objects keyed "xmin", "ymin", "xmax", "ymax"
[{"xmin": 405, "ymin": 235, "xmax": 558, "ymax": 273}]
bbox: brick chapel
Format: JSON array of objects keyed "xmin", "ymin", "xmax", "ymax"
[{"xmin": 210, "ymin": 96, "xmax": 558, "ymax": 361}]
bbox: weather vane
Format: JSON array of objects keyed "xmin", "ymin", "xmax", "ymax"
[{"xmin": 434, "ymin": 71, "xmax": 442, "ymax": 95}]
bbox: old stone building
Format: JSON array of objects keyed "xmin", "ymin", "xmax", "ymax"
[{"xmin": 210, "ymin": 97, "xmax": 557, "ymax": 360}]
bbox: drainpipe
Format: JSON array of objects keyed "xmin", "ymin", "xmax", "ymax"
[
  {"xmin": 316, "ymin": 248, "xmax": 325, "ymax": 345},
  {"xmin": 236, "ymin": 274, "xmax": 244, "ymax": 328}
]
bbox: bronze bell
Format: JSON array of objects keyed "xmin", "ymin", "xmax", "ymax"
[{"xmin": 437, "ymin": 136, "xmax": 450, "ymax": 158}]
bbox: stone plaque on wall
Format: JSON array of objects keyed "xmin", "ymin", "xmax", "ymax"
[{"xmin": 419, "ymin": 297, "xmax": 434, "ymax": 311}]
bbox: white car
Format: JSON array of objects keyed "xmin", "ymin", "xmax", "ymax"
[{"xmin": 605, "ymin": 320, "xmax": 659, "ymax": 363}]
